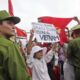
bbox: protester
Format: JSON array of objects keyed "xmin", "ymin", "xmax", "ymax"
[
  {"xmin": 26, "ymin": 29, "xmax": 59, "ymax": 80},
  {"xmin": 0, "ymin": 10, "xmax": 30, "ymax": 80},
  {"xmin": 27, "ymin": 44, "xmax": 58, "ymax": 80}
]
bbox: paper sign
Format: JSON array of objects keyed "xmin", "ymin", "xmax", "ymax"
[{"xmin": 32, "ymin": 22, "xmax": 60, "ymax": 43}]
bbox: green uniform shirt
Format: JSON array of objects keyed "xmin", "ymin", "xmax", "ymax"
[
  {"xmin": 0, "ymin": 36, "xmax": 30, "ymax": 80},
  {"xmin": 67, "ymin": 38, "xmax": 80, "ymax": 68}
]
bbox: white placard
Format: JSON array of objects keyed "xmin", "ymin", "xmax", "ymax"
[{"xmin": 32, "ymin": 22, "xmax": 60, "ymax": 43}]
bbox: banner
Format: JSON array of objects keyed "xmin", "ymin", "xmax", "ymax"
[{"xmin": 32, "ymin": 22, "xmax": 60, "ymax": 43}]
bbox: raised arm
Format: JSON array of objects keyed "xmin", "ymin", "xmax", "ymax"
[
  {"xmin": 45, "ymin": 42, "xmax": 59, "ymax": 63},
  {"xmin": 27, "ymin": 29, "xmax": 34, "ymax": 55}
]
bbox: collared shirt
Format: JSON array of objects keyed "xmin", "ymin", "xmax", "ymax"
[{"xmin": 0, "ymin": 36, "xmax": 30, "ymax": 80}]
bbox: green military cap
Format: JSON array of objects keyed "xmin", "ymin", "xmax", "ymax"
[
  {"xmin": 71, "ymin": 25, "xmax": 80, "ymax": 36},
  {"xmin": 0, "ymin": 10, "xmax": 20, "ymax": 24}
]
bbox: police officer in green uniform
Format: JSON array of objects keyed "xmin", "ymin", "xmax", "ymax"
[
  {"xmin": 0, "ymin": 10, "xmax": 30, "ymax": 80},
  {"xmin": 67, "ymin": 25, "xmax": 80, "ymax": 80}
]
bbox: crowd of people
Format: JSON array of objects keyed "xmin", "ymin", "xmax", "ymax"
[{"xmin": 0, "ymin": 10, "xmax": 80, "ymax": 80}]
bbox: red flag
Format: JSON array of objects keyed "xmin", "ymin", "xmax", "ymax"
[
  {"xmin": 38, "ymin": 16, "xmax": 73, "ymax": 29},
  {"xmin": 16, "ymin": 27, "xmax": 27, "ymax": 38},
  {"xmin": 8, "ymin": 0, "xmax": 14, "ymax": 16},
  {"xmin": 38, "ymin": 16, "xmax": 73, "ymax": 43},
  {"xmin": 60, "ymin": 29, "xmax": 68, "ymax": 44}
]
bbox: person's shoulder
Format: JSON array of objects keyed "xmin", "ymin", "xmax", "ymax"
[
  {"xmin": 71, "ymin": 38, "xmax": 80, "ymax": 42},
  {"xmin": 0, "ymin": 45, "xmax": 8, "ymax": 51},
  {"xmin": 0, "ymin": 45, "xmax": 8, "ymax": 57},
  {"xmin": 0, "ymin": 38, "xmax": 14, "ymax": 47},
  {"xmin": 0, "ymin": 38, "xmax": 11, "ymax": 50},
  {"xmin": 68, "ymin": 38, "xmax": 80, "ymax": 47},
  {"xmin": 75, "ymin": 37, "xmax": 80, "ymax": 41},
  {"xmin": 68, "ymin": 40, "xmax": 75, "ymax": 46}
]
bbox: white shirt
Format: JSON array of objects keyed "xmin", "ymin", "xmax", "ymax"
[{"xmin": 27, "ymin": 49, "xmax": 55, "ymax": 80}]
